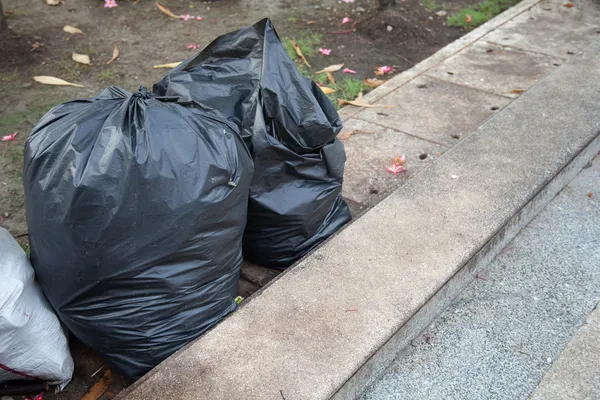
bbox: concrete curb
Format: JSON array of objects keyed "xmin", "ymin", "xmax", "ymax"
[
  {"xmin": 118, "ymin": 9, "xmax": 600, "ymax": 400},
  {"xmin": 337, "ymin": 0, "xmax": 543, "ymax": 122}
]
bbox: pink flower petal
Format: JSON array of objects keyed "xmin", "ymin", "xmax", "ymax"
[
  {"xmin": 2, "ymin": 132, "xmax": 18, "ymax": 142},
  {"xmin": 180, "ymin": 14, "xmax": 194, "ymax": 21},
  {"xmin": 319, "ymin": 48, "xmax": 332, "ymax": 56},
  {"xmin": 343, "ymin": 68, "xmax": 357, "ymax": 74},
  {"xmin": 377, "ymin": 65, "xmax": 395, "ymax": 74},
  {"xmin": 187, "ymin": 44, "xmax": 201, "ymax": 49},
  {"xmin": 342, "ymin": 17, "xmax": 352, "ymax": 24},
  {"xmin": 385, "ymin": 162, "xmax": 406, "ymax": 176},
  {"xmin": 104, "ymin": 0, "xmax": 118, "ymax": 8},
  {"xmin": 196, "ymin": 16, "xmax": 203, "ymax": 20},
  {"xmin": 342, "ymin": 0, "xmax": 355, "ymax": 3}
]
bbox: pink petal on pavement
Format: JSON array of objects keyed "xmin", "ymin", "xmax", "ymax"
[
  {"xmin": 342, "ymin": 0, "xmax": 355, "ymax": 3},
  {"xmin": 187, "ymin": 44, "xmax": 201, "ymax": 49},
  {"xmin": 342, "ymin": 17, "xmax": 352, "ymax": 24},
  {"xmin": 2, "ymin": 132, "xmax": 18, "ymax": 142},
  {"xmin": 377, "ymin": 65, "xmax": 395, "ymax": 74},
  {"xmin": 343, "ymin": 68, "xmax": 357, "ymax": 74},
  {"xmin": 319, "ymin": 48, "xmax": 332, "ymax": 56},
  {"xmin": 180, "ymin": 14, "xmax": 194, "ymax": 21},
  {"xmin": 196, "ymin": 16, "xmax": 203, "ymax": 20}
]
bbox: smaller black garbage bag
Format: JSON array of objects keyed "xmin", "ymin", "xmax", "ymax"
[
  {"xmin": 23, "ymin": 86, "xmax": 252, "ymax": 379},
  {"xmin": 154, "ymin": 19, "xmax": 352, "ymax": 269}
]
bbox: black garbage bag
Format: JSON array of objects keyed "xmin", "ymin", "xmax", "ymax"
[
  {"xmin": 23, "ymin": 86, "xmax": 252, "ymax": 379},
  {"xmin": 154, "ymin": 18, "xmax": 352, "ymax": 268}
]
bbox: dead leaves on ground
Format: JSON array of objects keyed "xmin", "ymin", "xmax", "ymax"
[
  {"xmin": 320, "ymin": 86, "xmax": 336, "ymax": 94},
  {"xmin": 156, "ymin": 1, "xmax": 181, "ymax": 19},
  {"xmin": 106, "ymin": 44, "xmax": 119, "ymax": 65},
  {"xmin": 33, "ymin": 76, "xmax": 85, "ymax": 88},
  {"xmin": 72, "ymin": 53, "xmax": 91, "ymax": 65},
  {"xmin": 63, "ymin": 25, "xmax": 84, "ymax": 35},
  {"xmin": 364, "ymin": 78, "xmax": 386, "ymax": 88},
  {"xmin": 81, "ymin": 369, "xmax": 112, "ymax": 400},
  {"xmin": 153, "ymin": 62, "xmax": 182, "ymax": 69},
  {"xmin": 289, "ymin": 38, "xmax": 311, "ymax": 68},
  {"xmin": 316, "ymin": 64, "xmax": 344, "ymax": 74},
  {"xmin": 338, "ymin": 92, "xmax": 391, "ymax": 108}
]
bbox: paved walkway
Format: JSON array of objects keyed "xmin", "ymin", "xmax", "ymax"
[
  {"xmin": 240, "ymin": 0, "xmax": 600, "ymax": 295},
  {"xmin": 362, "ymin": 156, "xmax": 600, "ymax": 399},
  {"xmin": 340, "ymin": 0, "xmax": 600, "ymax": 209}
]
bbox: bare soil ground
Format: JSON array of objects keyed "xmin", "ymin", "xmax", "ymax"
[{"xmin": 0, "ymin": 0, "xmax": 481, "ymax": 398}]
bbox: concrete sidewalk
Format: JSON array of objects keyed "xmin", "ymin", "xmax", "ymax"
[
  {"xmin": 119, "ymin": 1, "xmax": 600, "ymax": 399},
  {"xmin": 362, "ymin": 155, "xmax": 600, "ymax": 400}
]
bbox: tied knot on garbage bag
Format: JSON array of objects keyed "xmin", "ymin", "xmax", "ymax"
[{"xmin": 22, "ymin": 18, "xmax": 350, "ymax": 381}]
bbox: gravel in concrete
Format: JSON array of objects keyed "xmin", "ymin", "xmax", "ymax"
[
  {"xmin": 530, "ymin": 301, "xmax": 600, "ymax": 400},
  {"xmin": 341, "ymin": 118, "xmax": 447, "ymax": 206},
  {"xmin": 425, "ymin": 41, "xmax": 560, "ymax": 98},
  {"xmin": 483, "ymin": 0, "xmax": 600, "ymax": 58},
  {"xmin": 362, "ymin": 156, "xmax": 600, "ymax": 400},
  {"xmin": 357, "ymin": 75, "xmax": 510, "ymax": 147}
]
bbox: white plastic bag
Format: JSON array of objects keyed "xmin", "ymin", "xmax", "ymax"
[{"xmin": 0, "ymin": 228, "xmax": 73, "ymax": 389}]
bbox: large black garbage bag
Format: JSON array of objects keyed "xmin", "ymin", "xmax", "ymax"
[
  {"xmin": 23, "ymin": 86, "xmax": 252, "ymax": 379},
  {"xmin": 154, "ymin": 19, "xmax": 352, "ymax": 268}
]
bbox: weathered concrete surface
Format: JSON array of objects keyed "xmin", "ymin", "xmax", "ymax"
[
  {"xmin": 337, "ymin": 0, "xmax": 543, "ymax": 122},
  {"xmin": 362, "ymin": 156, "xmax": 600, "ymax": 400},
  {"xmin": 356, "ymin": 75, "xmax": 510, "ymax": 147},
  {"xmin": 341, "ymin": 118, "xmax": 447, "ymax": 206},
  {"xmin": 118, "ymin": 38, "xmax": 600, "ymax": 400},
  {"xmin": 483, "ymin": 0, "xmax": 600, "ymax": 58},
  {"xmin": 425, "ymin": 41, "xmax": 559, "ymax": 98},
  {"xmin": 530, "ymin": 302, "xmax": 600, "ymax": 400}
]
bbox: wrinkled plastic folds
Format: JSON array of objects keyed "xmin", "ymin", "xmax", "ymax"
[
  {"xmin": 0, "ymin": 228, "xmax": 74, "ymax": 389},
  {"xmin": 154, "ymin": 18, "xmax": 352, "ymax": 268},
  {"xmin": 23, "ymin": 87, "xmax": 252, "ymax": 379}
]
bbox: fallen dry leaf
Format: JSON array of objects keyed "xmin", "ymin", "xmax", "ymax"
[
  {"xmin": 364, "ymin": 78, "xmax": 386, "ymax": 88},
  {"xmin": 320, "ymin": 86, "xmax": 336, "ymax": 95},
  {"xmin": 72, "ymin": 53, "xmax": 91, "ymax": 65},
  {"xmin": 337, "ymin": 130, "xmax": 376, "ymax": 140},
  {"xmin": 326, "ymin": 71, "xmax": 336, "ymax": 85},
  {"xmin": 316, "ymin": 64, "xmax": 344, "ymax": 74},
  {"xmin": 81, "ymin": 369, "xmax": 112, "ymax": 400},
  {"xmin": 46, "ymin": 0, "xmax": 61, "ymax": 5},
  {"xmin": 511, "ymin": 89, "xmax": 525, "ymax": 94},
  {"xmin": 33, "ymin": 76, "xmax": 85, "ymax": 88},
  {"xmin": 289, "ymin": 38, "xmax": 311, "ymax": 68},
  {"xmin": 156, "ymin": 1, "xmax": 181, "ymax": 19},
  {"xmin": 588, "ymin": 192, "xmax": 593, "ymax": 198},
  {"xmin": 153, "ymin": 62, "xmax": 182, "ymax": 69},
  {"xmin": 564, "ymin": 2, "xmax": 574, "ymax": 7},
  {"xmin": 307, "ymin": 20, "xmax": 317, "ymax": 25},
  {"xmin": 338, "ymin": 92, "xmax": 392, "ymax": 108},
  {"xmin": 106, "ymin": 44, "xmax": 119, "ymax": 65},
  {"xmin": 63, "ymin": 25, "xmax": 84, "ymax": 35},
  {"xmin": 465, "ymin": 14, "xmax": 473, "ymax": 22}
]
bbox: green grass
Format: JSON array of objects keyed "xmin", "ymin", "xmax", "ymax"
[
  {"xmin": 0, "ymin": 67, "xmax": 20, "ymax": 82},
  {"xmin": 447, "ymin": 0, "xmax": 521, "ymax": 29},
  {"xmin": 98, "ymin": 69, "xmax": 118, "ymax": 82},
  {"xmin": 422, "ymin": 0, "xmax": 441, "ymax": 11},
  {"xmin": 282, "ymin": 33, "xmax": 370, "ymax": 109},
  {"xmin": 0, "ymin": 102, "xmax": 62, "ymax": 142},
  {"xmin": 283, "ymin": 32, "xmax": 323, "ymax": 60}
]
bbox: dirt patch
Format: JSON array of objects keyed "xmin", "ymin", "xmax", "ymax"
[{"xmin": 0, "ymin": 0, "xmax": 482, "ymax": 398}]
